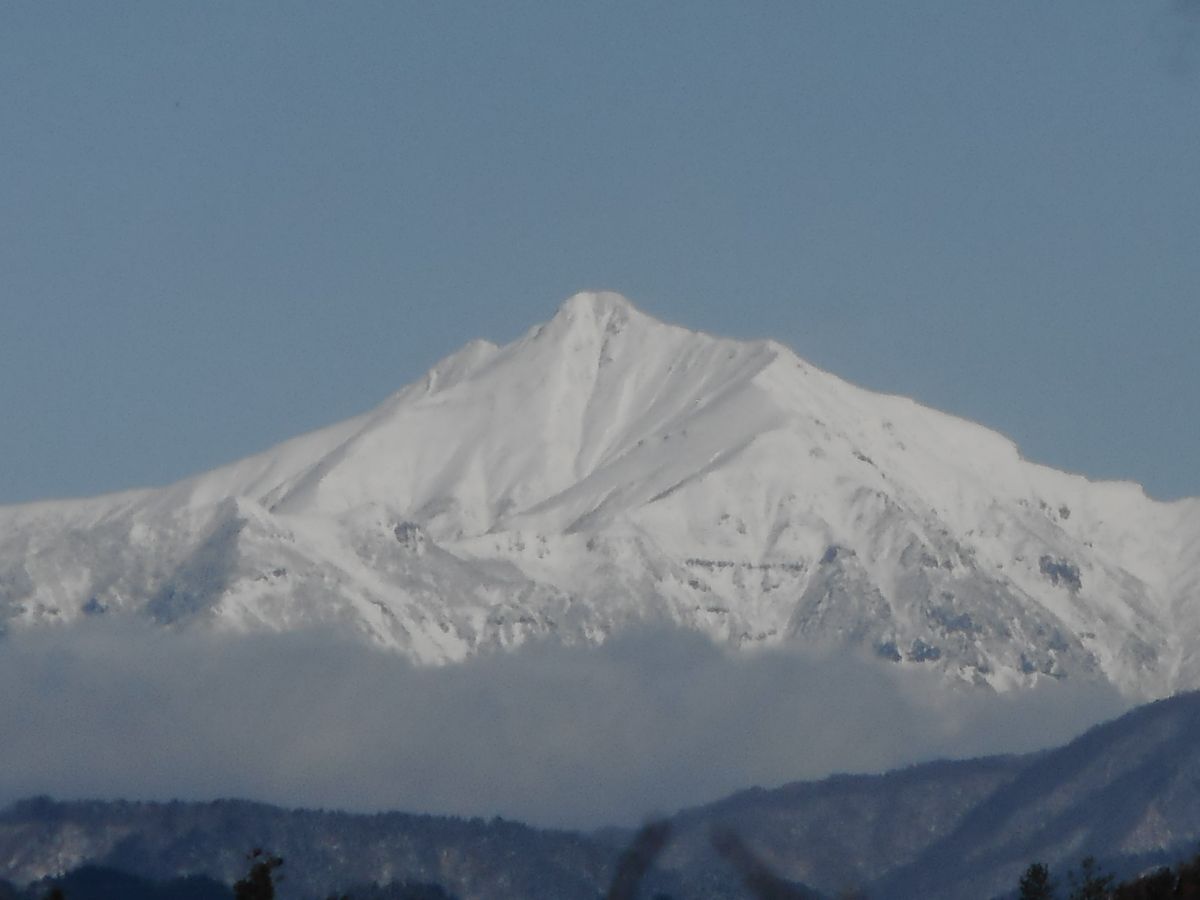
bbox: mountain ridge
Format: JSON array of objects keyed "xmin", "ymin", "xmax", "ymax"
[
  {"xmin": 6, "ymin": 690, "xmax": 1200, "ymax": 899},
  {"xmin": 1, "ymin": 292, "xmax": 1196, "ymax": 696}
]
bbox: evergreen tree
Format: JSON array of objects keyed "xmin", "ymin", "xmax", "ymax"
[
  {"xmin": 1112, "ymin": 867, "xmax": 1173, "ymax": 899},
  {"xmin": 1068, "ymin": 856, "xmax": 1114, "ymax": 900},
  {"xmin": 233, "ymin": 849, "xmax": 284, "ymax": 900},
  {"xmin": 1019, "ymin": 862, "xmax": 1056, "ymax": 900}
]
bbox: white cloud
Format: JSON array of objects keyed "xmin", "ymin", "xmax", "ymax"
[{"xmin": 0, "ymin": 621, "xmax": 1130, "ymax": 828}]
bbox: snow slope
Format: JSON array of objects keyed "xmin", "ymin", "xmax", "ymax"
[{"xmin": 1, "ymin": 292, "xmax": 1197, "ymax": 696}]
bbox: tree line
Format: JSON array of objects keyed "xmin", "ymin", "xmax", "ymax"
[
  {"xmin": 1017, "ymin": 852, "xmax": 1200, "ymax": 900},
  {"xmin": 13, "ymin": 829, "xmax": 1200, "ymax": 899}
]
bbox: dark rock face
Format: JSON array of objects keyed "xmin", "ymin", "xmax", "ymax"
[{"xmin": 1040, "ymin": 555, "xmax": 1083, "ymax": 592}]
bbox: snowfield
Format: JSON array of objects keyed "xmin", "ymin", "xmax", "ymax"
[{"xmin": 2, "ymin": 292, "xmax": 1197, "ymax": 697}]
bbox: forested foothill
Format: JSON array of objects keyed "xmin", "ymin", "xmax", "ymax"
[{"xmin": 6, "ymin": 835, "xmax": 1200, "ymax": 899}]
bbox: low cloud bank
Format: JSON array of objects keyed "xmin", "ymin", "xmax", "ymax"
[{"xmin": 0, "ymin": 621, "xmax": 1130, "ymax": 828}]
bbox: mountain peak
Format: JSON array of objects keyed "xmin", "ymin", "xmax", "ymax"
[
  {"xmin": 556, "ymin": 290, "xmax": 637, "ymax": 321},
  {"xmin": 3, "ymin": 292, "xmax": 1196, "ymax": 697},
  {"xmin": 542, "ymin": 291, "xmax": 646, "ymax": 343}
]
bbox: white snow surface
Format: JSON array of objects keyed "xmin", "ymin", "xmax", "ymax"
[{"xmin": 2, "ymin": 292, "xmax": 1197, "ymax": 697}]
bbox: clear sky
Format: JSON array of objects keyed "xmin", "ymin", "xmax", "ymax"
[{"xmin": 2, "ymin": 2, "xmax": 1197, "ymax": 505}]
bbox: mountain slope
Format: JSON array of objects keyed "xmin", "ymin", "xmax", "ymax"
[
  {"xmin": 1, "ymin": 292, "xmax": 1196, "ymax": 695},
  {"xmin": 6, "ymin": 692, "xmax": 1200, "ymax": 899},
  {"xmin": 649, "ymin": 689, "xmax": 1200, "ymax": 899}
]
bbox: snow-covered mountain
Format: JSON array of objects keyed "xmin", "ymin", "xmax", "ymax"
[{"xmin": 2, "ymin": 292, "xmax": 1197, "ymax": 697}]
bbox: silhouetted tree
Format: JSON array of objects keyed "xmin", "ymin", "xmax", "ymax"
[
  {"xmin": 233, "ymin": 848, "xmax": 284, "ymax": 900},
  {"xmin": 1112, "ymin": 867, "xmax": 1172, "ymax": 900},
  {"xmin": 1068, "ymin": 856, "xmax": 1114, "ymax": 900},
  {"xmin": 1108, "ymin": 849, "xmax": 1200, "ymax": 900},
  {"xmin": 1019, "ymin": 862, "xmax": 1056, "ymax": 900},
  {"xmin": 1177, "ymin": 854, "xmax": 1200, "ymax": 900}
]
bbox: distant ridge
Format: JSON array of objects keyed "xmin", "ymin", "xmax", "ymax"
[{"xmin": 5, "ymin": 691, "xmax": 1200, "ymax": 899}]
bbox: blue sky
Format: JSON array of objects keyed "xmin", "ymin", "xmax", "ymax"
[{"xmin": 2, "ymin": 2, "xmax": 1197, "ymax": 504}]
